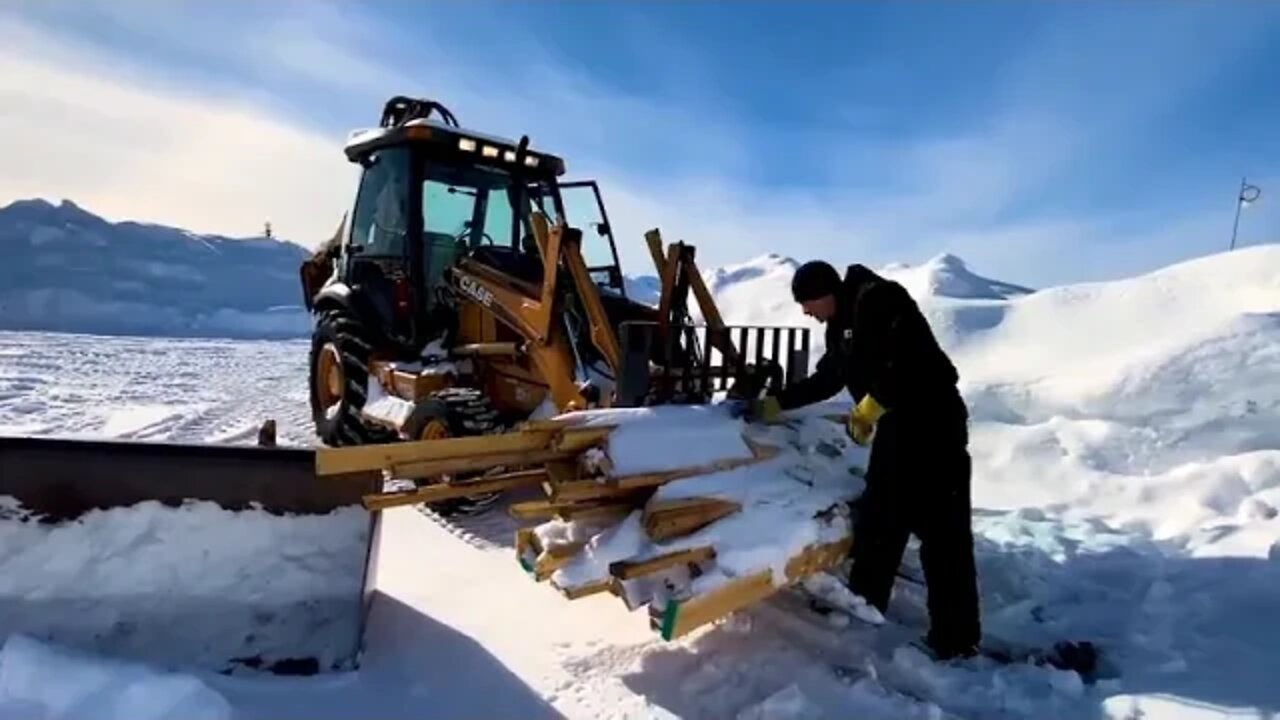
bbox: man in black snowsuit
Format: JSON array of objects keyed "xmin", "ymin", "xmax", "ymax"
[{"xmin": 752, "ymin": 260, "xmax": 981, "ymax": 659}]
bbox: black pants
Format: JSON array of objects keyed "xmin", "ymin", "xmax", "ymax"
[{"xmin": 848, "ymin": 391, "xmax": 981, "ymax": 652}]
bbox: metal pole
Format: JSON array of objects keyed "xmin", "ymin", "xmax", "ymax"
[{"xmin": 1230, "ymin": 176, "xmax": 1245, "ymax": 251}]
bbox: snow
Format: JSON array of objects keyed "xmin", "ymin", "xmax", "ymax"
[
  {"xmin": 0, "ymin": 634, "xmax": 232, "ymax": 720},
  {"xmin": 561, "ymin": 404, "xmax": 757, "ymax": 474},
  {"xmin": 361, "ymin": 374, "xmax": 414, "ymax": 430},
  {"xmin": 2, "ymin": 243, "xmax": 1280, "ymax": 719},
  {"xmin": 0, "ymin": 498, "xmax": 371, "ymax": 673}
]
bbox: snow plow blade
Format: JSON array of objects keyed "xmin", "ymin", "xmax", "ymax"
[{"xmin": 0, "ymin": 435, "xmax": 383, "ymax": 675}]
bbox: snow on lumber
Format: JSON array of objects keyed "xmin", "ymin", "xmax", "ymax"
[
  {"xmin": 0, "ymin": 498, "xmax": 370, "ymax": 674},
  {"xmin": 517, "ymin": 405, "xmax": 869, "ymax": 638},
  {"xmin": 558, "ymin": 404, "xmax": 758, "ymax": 475}
]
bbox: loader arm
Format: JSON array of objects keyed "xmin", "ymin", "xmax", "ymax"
[
  {"xmin": 446, "ymin": 213, "xmax": 592, "ymax": 413},
  {"xmin": 559, "ymin": 225, "xmax": 623, "ymax": 376}
]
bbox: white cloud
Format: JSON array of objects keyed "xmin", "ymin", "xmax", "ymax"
[
  {"xmin": 0, "ymin": 17, "xmax": 357, "ymax": 244},
  {"xmin": 0, "ymin": 5, "xmax": 1275, "ymax": 291}
]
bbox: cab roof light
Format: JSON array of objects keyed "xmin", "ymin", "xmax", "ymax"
[
  {"xmin": 482, "ymin": 145, "xmax": 500, "ymax": 158},
  {"xmin": 523, "ymin": 154, "xmax": 540, "ymax": 168},
  {"xmin": 458, "ymin": 137, "xmax": 477, "ymax": 152}
]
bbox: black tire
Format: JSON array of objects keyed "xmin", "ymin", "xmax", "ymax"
[
  {"xmin": 308, "ymin": 307, "xmax": 392, "ymax": 447},
  {"xmin": 403, "ymin": 387, "xmax": 505, "ymax": 517}
]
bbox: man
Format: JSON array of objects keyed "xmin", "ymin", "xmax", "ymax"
[{"xmin": 751, "ymin": 259, "xmax": 981, "ymax": 660}]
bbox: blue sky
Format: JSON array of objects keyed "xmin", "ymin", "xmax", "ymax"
[{"xmin": 1, "ymin": 1, "xmax": 1278, "ymax": 288}]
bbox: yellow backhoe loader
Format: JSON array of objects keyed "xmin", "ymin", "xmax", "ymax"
[
  {"xmin": 1, "ymin": 95, "xmax": 827, "ymax": 675},
  {"xmin": 299, "ymin": 96, "xmax": 813, "ymax": 515}
]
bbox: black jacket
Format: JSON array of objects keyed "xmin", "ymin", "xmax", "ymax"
[{"xmin": 777, "ymin": 264, "xmax": 960, "ymax": 412}]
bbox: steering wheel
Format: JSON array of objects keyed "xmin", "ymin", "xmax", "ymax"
[{"xmin": 454, "ymin": 226, "xmax": 496, "ymax": 246}]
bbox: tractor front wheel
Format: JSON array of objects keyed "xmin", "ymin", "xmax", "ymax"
[
  {"xmin": 403, "ymin": 387, "xmax": 505, "ymax": 517},
  {"xmin": 308, "ymin": 307, "xmax": 388, "ymax": 446}
]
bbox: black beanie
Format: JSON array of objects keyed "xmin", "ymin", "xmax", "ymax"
[{"xmin": 791, "ymin": 260, "xmax": 841, "ymax": 302}]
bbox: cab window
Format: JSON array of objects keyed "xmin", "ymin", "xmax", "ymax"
[{"xmin": 350, "ymin": 147, "xmax": 411, "ymax": 257}]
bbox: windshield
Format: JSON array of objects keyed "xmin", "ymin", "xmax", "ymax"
[{"xmin": 421, "ymin": 161, "xmax": 559, "ymax": 254}]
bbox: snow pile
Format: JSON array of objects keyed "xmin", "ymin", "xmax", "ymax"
[
  {"xmin": 0, "ymin": 634, "xmax": 232, "ymax": 720},
  {"xmin": 0, "ymin": 498, "xmax": 371, "ymax": 674}
]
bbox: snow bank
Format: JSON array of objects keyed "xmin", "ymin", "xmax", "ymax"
[
  {"xmin": 0, "ymin": 634, "xmax": 232, "ymax": 720},
  {"xmin": 0, "ymin": 498, "xmax": 371, "ymax": 674}
]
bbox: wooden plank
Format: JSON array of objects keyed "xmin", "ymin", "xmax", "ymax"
[
  {"xmin": 651, "ymin": 569, "xmax": 775, "ymax": 640},
  {"xmin": 643, "ymin": 498, "xmax": 742, "ymax": 541},
  {"xmin": 545, "ymin": 459, "xmax": 580, "ymax": 484},
  {"xmin": 316, "ymin": 428, "xmax": 559, "ymax": 477},
  {"xmin": 515, "ymin": 527, "xmax": 541, "ymax": 577},
  {"xmin": 609, "ymin": 546, "xmax": 715, "ymax": 580},
  {"xmin": 391, "ymin": 448, "xmax": 568, "ymax": 480},
  {"xmin": 533, "ymin": 541, "xmax": 586, "ymax": 581},
  {"xmin": 652, "ymin": 536, "xmax": 853, "ymax": 640},
  {"xmin": 549, "ymin": 479, "xmax": 648, "ymax": 503},
  {"xmin": 517, "ymin": 417, "xmax": 594, "ymax": 432},
  {"xmin": 508, "ymin": 498, "xmax": 635, "ymax": 522},
  {"xmin": 554, "ymin": 426, "xmax": 615, "ymax": 453},
  {"xmin": 557, "ymin": 577, "xmax": 616, "ymax": 600},
  {"xmin": 361, "ymin": 469, "xmax": 545, "ymax": 510}
]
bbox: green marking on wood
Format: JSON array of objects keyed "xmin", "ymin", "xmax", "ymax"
[{"xmin": 660, "ymin": 600, "xmax": 680, "ymax": 641}]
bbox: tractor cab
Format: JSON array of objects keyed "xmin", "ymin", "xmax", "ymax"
[{"xmin": 336, "ymin": 97, "xmax": 630, "ymax": 353}]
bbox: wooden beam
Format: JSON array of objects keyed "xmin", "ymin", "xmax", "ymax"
[
  {"xmin": 556, "ymin": 577, "xmax": 616, "ymax": 600},
  {"xmin": 532, "ymin": 541, "xmax": 586, "ymax": 581},
  {"xmin": 609, "ymin": 546, "xmax": 715, "ymax": 580},
  {"xmin": 508, "ymin": 498, "xmax": 635, "ymax": 522},
  {"xmin": 643, "ymin": 497, "xmax": 742, "ymax": 541},
  {"xmin": 548, "ymin": 479, "xmax": 649, "ymax": 503},
  {"xmin": 361, "ymin": 469, "xmax": 545, "ymax": 510},
  {"xmin": 553, "ymin": 426, "xmax": 615, "ymax": 453},
  {"xmin": 391, "ymin": 448, "xmax": 567, "ymax": 480},
  {"xmin": 316, "ymin": 429, "xmax": 560, "ymax": 477},
  {"xmin": 651, "ymin": 536, "xmax": 853, "ymax": 640}
]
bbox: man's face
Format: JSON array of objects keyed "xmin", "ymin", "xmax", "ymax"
[{"xmin": 800, "ymin": 295, "xmax": 836, "ymax": 322}]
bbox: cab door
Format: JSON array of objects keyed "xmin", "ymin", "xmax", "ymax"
[
  {"xmin": 344, "ymin": 146, "xmax": 416, "ymax": 345},
  {"xmin": 560, "ymin": 180, "xmax": 626, "ymax": 295}
]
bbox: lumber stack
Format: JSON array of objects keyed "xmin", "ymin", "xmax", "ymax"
[
  {"xmin": 314, "ymin": 406, "xmax": 865, "ymax": 641},
  {"xmin": 509, "ymin": 410, "xmax": 865, "ymax": 641}
]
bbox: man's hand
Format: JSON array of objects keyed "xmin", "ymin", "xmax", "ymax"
[
  {"xmin": 847, "ymin": 394, "xmax": 886, "ymax": 445},
  {"xmin": 744, "ymin": 395, "xmax": 783, "ymax": 424}
]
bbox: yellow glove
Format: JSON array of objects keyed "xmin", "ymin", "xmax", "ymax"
[
  {"xmin": 847, "ymin": 394, "xmax": 886, "ymax": 445},
  {"xmin": 748, "ymin": 395, "xmax": 782, "ymax": 424}
]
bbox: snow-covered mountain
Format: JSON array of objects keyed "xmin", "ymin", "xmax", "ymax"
[{"xmin": 0, "ymin": 198, "xmax": 313, "ymax": 338}]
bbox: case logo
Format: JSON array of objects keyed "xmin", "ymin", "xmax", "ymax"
[{"xmin": 458, "ymin": 275, "xmax": 496, "ymax": 307}]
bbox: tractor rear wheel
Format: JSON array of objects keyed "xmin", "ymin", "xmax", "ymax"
[
  {"xmin": 308, "ymin": 307, "xmax": 391, "ymax": 446},
  {"xmin": 403, "ymin": 387, "xmax": 505, "ymax": 517}
]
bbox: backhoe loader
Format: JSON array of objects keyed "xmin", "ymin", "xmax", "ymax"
[
  {"xmin": 0, "ymin": 95, "xmax": 816, "ymax": 674},
  {"xmin": 299, "ymin": 96, "xmax": 812, "ymax": 515}
]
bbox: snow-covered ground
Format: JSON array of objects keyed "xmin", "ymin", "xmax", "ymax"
[{"xmin": 2, "ymin": 244, "xmax": 1279, "ymax": 719}]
